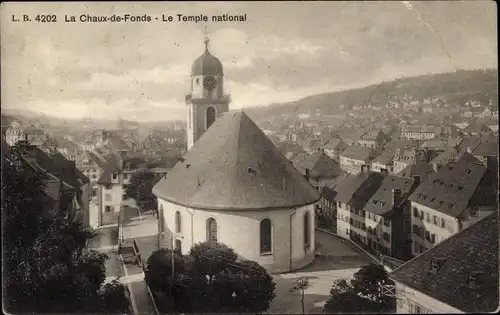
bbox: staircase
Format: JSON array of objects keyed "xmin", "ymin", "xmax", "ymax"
[{"xmin": 119, "ymin": 242, "xmax": 138, "ymax": 265}]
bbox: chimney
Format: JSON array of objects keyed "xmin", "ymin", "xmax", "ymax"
[
  {"xmin": 380, "ymin": 168, "xmax": 388, "ymax": 177},
  {"xmin": 392, "ymin": 188, "xmax": 402, "ymax": 208},
  {"xmin": 361, "ymin": 164, "xmax": 370, "ymax": 174},
  {"xmin": 432, "ymin": 162, "xmax": 439, "ymax": 172},
  {"xmin": 305, "ymin": 168, "xmax": 310, "ymax": 180},
  {"xmin": 412, "ymin": 175, "xmax": 421, "ymax": 187}
]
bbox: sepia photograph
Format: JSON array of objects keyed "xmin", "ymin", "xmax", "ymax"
[{"xmin": 1, "ymin": 1, "xmax": 498, "ymax": 314}]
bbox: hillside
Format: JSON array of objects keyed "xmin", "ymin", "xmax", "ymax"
[{"xmin": 244, "ymin": 69, "xmax": 498, "ymax": 121}]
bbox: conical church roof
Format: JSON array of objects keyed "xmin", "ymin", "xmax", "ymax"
[{"xmin": 153, "ymin": 111, "xmax": 320, "ymax": 210}]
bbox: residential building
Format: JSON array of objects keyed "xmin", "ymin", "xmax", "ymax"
[
  {"xmin": 322, "ymin": 138, "xmax": 348, "ymax": 161},
  {"xmin": 15, "ymin": 141, "xmax": 90, "ymax": 226},
  {"xmin": 340, "ymin": 146, "xmax": 374, "ymax": 174},
  {"xmin": 358, "ymin": 129, "xmax": 387, "ymax": 149},
  {"xmin": 390, "ymin": 213, "xmax": 498, "ymax": 313},
  {"xmin": 392, "ymin": 148, "xmax": 432, "ymax": 174},
  {"xmin": 335, "ymin": 166, "xmax": 385, "ymax": 241},
  {"xmin": 363, "ymin": 175, "xmax": 419, "ymax": 260},
  {"xmin": 371, "ymin": 149, "xmax": 396, "ymax": 173},
  {"xmin": 5, "ymin": 121, "xmax": 24, "ymax": 145},
  {"xmin": 408, "ymin": 153, "xmax": 497, "ymax": 257},
  {"xmin": 76, "ymin": 150, "xmax": 107, "ymax": 191},
  {"xmin": 400, "ymin": 125, "xmax": 437, "ymax": 141}
]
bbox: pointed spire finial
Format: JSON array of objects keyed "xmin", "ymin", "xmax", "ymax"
[{"xmin": 204, "ymin": 25, "xmax": 209, "ymax": 50}]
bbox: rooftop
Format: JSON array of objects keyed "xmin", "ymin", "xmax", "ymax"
[
  {"xmin": 390, "ymin": 213, "xmax": 499, "ymax": 313},
  {"xmin": 364, "ymin": 175, "xmax": 415, "ymax": 216},
  {"xmin": 340, "ymin": 145, "xmax": 373, "ymax": 161},
  {"xmin": 153, "ymin": 111, "xmax": 320, "ymax": 210},
  {"xmin": 333, "ymin": 171, "xmax": 385, "ymax": 209},
  {"xmin": 408, "ymin": 153, "xmax": 487, "ymax": 218}
]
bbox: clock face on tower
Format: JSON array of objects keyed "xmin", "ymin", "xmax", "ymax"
[{"xmin": 203, "ymin": 76, "xmax": 217, "ymax": 91}]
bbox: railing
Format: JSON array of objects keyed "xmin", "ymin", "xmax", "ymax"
[{"xmin": 132, "ymin": 238, "xmax": 161, "ymax": 315}]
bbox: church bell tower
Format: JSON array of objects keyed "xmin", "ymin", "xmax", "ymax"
[{"xmin": 186, "ymin": 28, "xmax": 231, "ymax": 150}]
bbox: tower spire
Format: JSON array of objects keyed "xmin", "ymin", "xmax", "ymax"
[{"xmin": 204, "ymin": 25, "xmax": 209, "ymax": 51}]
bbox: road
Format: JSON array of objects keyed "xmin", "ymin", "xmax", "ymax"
[{"xmin": 267, "ymin": 230, "xmax": 374, "ymax": 314}]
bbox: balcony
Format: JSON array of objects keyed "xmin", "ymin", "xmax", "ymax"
[{"xmin": 185, "ymin": 93, "xmax": 231, "ymax": 105}]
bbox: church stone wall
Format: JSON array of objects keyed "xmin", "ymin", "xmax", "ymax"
[{"xmin": 158, "ymin": 198, "xmax": 315, "ymax": 274}]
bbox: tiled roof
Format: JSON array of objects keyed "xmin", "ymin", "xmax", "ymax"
[
  {"xmin": 97, "ymin": 152, "xmax": 147, "ymax": 184},
  {"xmin": 372, "ymin": 150, "xmax": 395, "ymax": 165},
  {"xmin": 104, "ymin": 134, "xmax": 132, "ymax": 152},
  {"xmin": 364, "ymin": 175, "xmax": 415, "ymax": 216},
  {"xmin": 397, "ymin": 163, "xmax": 434, "ymax": 179},
  {"xmin": 153, "ymin": 111, "xmax": 320, "ymax": 210},
  {"xmin": 333, "ymin": 172, "xmax": 384, "ymax": 210},
  {"xmin": 471, "ymin": 141, "xmax": 498, "ymax": 157},
  {"xmin": 323, "ymin": 138, "xmax": 346, "ymax": 150},
  {"xmin": 362, "ymin": 129, "xmax": 382, "ymax": 140},
  {"xmin": 308, "ymin": 152, "xmax": 344, "ymax": 180},
  {"xmin": 462, "ymin": 121, "xmax": 492, "ymax": 134},
  {"xmin": 340, "ymin": 145, "xmax": 373, "ymax": 161},
  {"xmin": 43, "ymin": 179, "xmax": 61, "ymax": 201},
  {"xmin": 384, "ymin": 139, "xmax": 419, "ymax": 151},
  {"xmin": 408, "ymin": 153, "xmax": 486, "ymax": 218},
  {"xmin": 430, "ymin": 147, "xmax": 464, "ymax": 166},
  {"xmin": 390, "ymin": 213, "xmax": 499, "ymax": 313},
  {"xmin": 393, "ymin": 148, "xmax": 429, "ymax": 163}
]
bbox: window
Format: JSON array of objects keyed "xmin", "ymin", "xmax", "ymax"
[
  {"xmin": 112, "ymin": 174, "xmax": 117, "ymax": 180},
  {"xmin": 431, "ymin": 234, "xmax": 436, "ymax": 244},
  {"xmin": 429, "ymin": 258, "xmax": 445, "ymax": 273},
  {"xmin": 432, "ymin": 215, "xmax": 437, "ymax": 225},
  {"xmin": 413, "ymin": 242, "xmax": 419, "ymax": 253},
  {"xmin": 470, "ymin": 208, "xmax": 478, "ymax": 217},
  {"xmin": 260, "ymin": 218, "xmax": 272, "ymax": 254},
  {"xmin": 175, "ymin": 211, "xmax": 182, "ymax": 233},
  {"xmin": 105, "ymin": 205, "xmax": 111, "ymax": 212},
  {"xmin": 206, "ymin": 106, "xmax": 216, "ymax": 129},
  {"xmin": 425, "ymin": 213, "xmax": 430, "ymax": 222},
  {"xmin": 304, "ymin": 212, "xmax": 311, "ymax": 250},
  {"xmin": 124, "ymin": 173, "xmax": 128, "ymax": 180},
  {"xmin": 105, "ymin": 193, "xmax": 112, "ymax": 201},
  {"xmin": 413, "ymin": 207, "xmax": 418, "ymax": 217},
  {"xmin": 207, "ymin": 218, "xmax": 217, "ymax": 242},
  {"xmin": 441, "ymin": 218, "xmax": 446, "ymax": 228}
]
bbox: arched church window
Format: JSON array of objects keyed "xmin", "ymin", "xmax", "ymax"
[
  {"xmin": 175, "ymin": 211, "xmax": 182, "ymax": 233},
  {"xmin": 304, "ymin": 211, "xmax": 310, "ymax": 250},
  {"xmin": 159, "ymin": 205, "xmax": 165, "ymax": 236},
  {"xmin": 196, "ymin": 78, "xmax": 200, "ymax": 84},
  {"xmin": 206, "ymin": 106, "xmax": 216, "ymax": 129},
  {"xmin": 207, "ymin": 217, "xmax": 217, "ymax": 242},
  {"xmin": 260, "ymin": 218, "xmax": 272, "ymax": 254}
]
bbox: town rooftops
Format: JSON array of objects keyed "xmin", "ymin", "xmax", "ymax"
[
  {"xmin": 397, "ymin": 163, "xmax": 434, "ymax": 179},
  {"xmin": 430, "ymin": 147, "xmax": 464, "ymax": 166},
  {"xmin": 462, "ymin": 121, "xmax": 492, "ymax": 134},
  {"xmin": 323, "ymin": 138, "xmax": 346, "ymax": 150},
  {"xmin": 390, "ymin": 213, "xmax": 499, "ymax": 313},
  {"xmin": 408, "ymin": 153, "xmax": 487, "ymax": 218},
  {"xmin": 372, "ymin": 149, "xmax": 395, "ymax": 165},
  {"xmin": 364, "ymin": 175, "xmax": 415, "ymax": 216},
  {"xmin": 384, "ymin": 139, "xmax": 419, "ymax": 151},
  {"xmin": 470, "ymin": 141, "xmax": 498, "ymax": 157},
  {"xmin": 153, "ymin": 111, "xmax": 320, "ymax": 210},
  {"xmin": 333, "ymin": 171, "xmax": 385, "ymax": 210},
  {"xmin": 340, "ymin": 145, "xmax": 373, "ymax": 161},
  {"xmin": 97, "ymin": 152, "xmax": 147, "ymax": 185},
  {"xmin": 290, "ymin": 151, "xmax": 343, "ymax": 180},
  {"xmin": 401, "ymin": 124, "xmax": 437, "ymax": 133}
]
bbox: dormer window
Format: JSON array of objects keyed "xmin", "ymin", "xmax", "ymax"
[
  {"xmin": 467, "ymin": 271, "xmax": 484, "ymax": 289},
  {"xmin": 470, "ymin": 208, "xmax": 478, "ymax": 217},
  {"xmin": 429, "ymin": 257, "xmax": 446, "ymax": 274}
]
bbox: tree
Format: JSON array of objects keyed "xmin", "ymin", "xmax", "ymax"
[
  {"xmin": 290, "ymin": 277, "xmax": 309, "ymax": 314},
  {"xmin": 2, "ymin": 144, "xmax": 130, "ymax": 314},
  {"xmin": 124, "ymin": 169, "xmax": 161, "ymax": 212},
  {"xmin": 323, "ymin": 263, "xmax": 395, "ymax": 314},
  {"xmin": 145, "ymin": 241, "xmax": 276, "ymax": 313}
]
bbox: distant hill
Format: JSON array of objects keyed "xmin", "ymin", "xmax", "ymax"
[{"xmin": 243, "ymin": 69, "xmax": 498, "ymax": 121}]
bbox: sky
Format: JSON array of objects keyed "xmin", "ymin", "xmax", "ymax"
[{"xmin": 1, "ymin": 1, "xmax": 497, "ymax": 122}]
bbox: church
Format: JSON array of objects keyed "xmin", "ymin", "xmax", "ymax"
[{"xmin": 152, "ymin": 33, "xmax": 320, "ymax": 273}]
